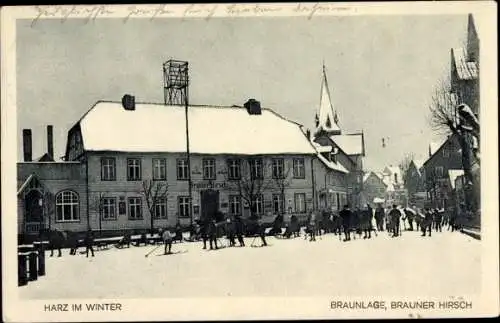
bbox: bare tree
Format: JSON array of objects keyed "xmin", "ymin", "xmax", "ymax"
[
  {"xmin": 42, "ymin": 190, "xmax": 55, "ymax": 231},
  {"xmin": 224, "ymin": 157, "xmax": 273, "ymax": 220},
  {"xmin": 269, "ymin": 159, "xmax": 293, "ymax": 216},
  {"xmin": 140, "ymin": 180, "xmax": 169, "ymax": 232},
  {"xmin": 89, "ymin": 192, "xmax": 105, "ymax": 234},
  {"xmin": 428, "ymin": 76, "xmax": 479, "ymax": 210}
]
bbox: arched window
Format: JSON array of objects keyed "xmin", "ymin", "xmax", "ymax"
[{"xmin": 55, "ymin": 191, "xmax": 80, "ymax": 222}]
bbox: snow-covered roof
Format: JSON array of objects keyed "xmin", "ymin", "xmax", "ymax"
[
  {"xmin": 78, "ymin": 102, "xmax": 317, "ymax": 155},
  {"xmin": 330, "ymin": 133, "xmax": 363, "ymax": 156},
  {"xmin": 448, "ymin": 169, "xmax": 464, "ymax": 189},
  {"xmin": 452, "ymin": 47, "xmax": 478, "ymax": 80},
  {"xmin": 316, "ymin": 152, "xmax": 349, "ymax": 174},
  {"xmin": 311, "ymin": 141, "xmax": 332, "ymax": 153},
  {"xmin": 363, "ymin": 172, "xmax": 371, "ymax": 183},
  {"xmin": 413, "ymin": 159, "xmax": 424, "ymax": 170},
  {"xmin": 429, "ymin": 137, "xmax": 448, "ymax": 156}
]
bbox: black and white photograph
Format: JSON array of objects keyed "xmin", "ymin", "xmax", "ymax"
[{"xmin": 1, "ymin": 2, "xmax": 498, "ymax": 321}]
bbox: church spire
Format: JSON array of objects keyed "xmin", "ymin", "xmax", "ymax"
[{"xmin": 315, "ymin": 63, "xmax": 341, "ymax": 136}]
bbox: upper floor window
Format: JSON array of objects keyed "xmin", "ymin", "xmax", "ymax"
[
  {"xmin": 443, "ymin": 146, "xmax": 450, "ymax": 158},
  {"xmin": 394, "ymin": 174, "xmax": 398, "ymax": 183},
  {"xmin": 55, "ymin": 191, "xmax": 79, "ymax": 222},
  {"xmin": 250, "ymin": 158, "xmax": 263, "ymax": 180},
  {"xmin": 203, "ymin": 158, "xmax": 216, "ymax": 180},
  {"xmin": 227, "ymin": 159, "xmax": 241, "ymax": 180},
  {"xmin": 152, "ymin": 158, "xmax": 167, "ymax": 181},
  {"xmin": 177, "ymin": 159, "xmax": 189, "ymax": 180},
  {"xmin": 293, "ymin": 158, "xmax": 305, "ymax": 178},
  {"xmin": 435, "ymin": 166, "xmax": 444, "ymax": 178},
  {"xmin": 101, "ymin": 157, "xmax": 116, "ymax": 181},
  {"xmin": 102, "ymin": 197, "xmax": 117, "ymax": 220},
  {"xmin": 272, "ymin": 158, "xmax": 285, "ymax": 179},
  {"xmin": 127, "ymin": 158, "xmax": 142, "ymax": 181}
]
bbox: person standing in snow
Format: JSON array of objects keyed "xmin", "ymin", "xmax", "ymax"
[
  {"xmin": 307, "ymin": 210, "xmax": 317, "ymax": 242},
  {"xmin": 162, "ymin": 228, "xmax": 174, "ymax": 254},
  {"xmin": 339, "ymin": 205, "xmax": 352, "ymax": 241},
  {"xmin": 388, "ymin": 205, "xmax": 401, "ymax": 237},
  {"xmin": 375, "ymin": 204, "xmax": 385, "ymax": 232},
  {"xmin": 363, "ymin": 204, "xmax": 373, "ymax": 239},
  {"xmin": 84, "ymin": 230, "xmax": 95, "ymax": 257}
]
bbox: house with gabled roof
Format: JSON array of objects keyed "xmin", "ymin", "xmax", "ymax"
[
  {"xmin": 311, "ymin": 65, "xmax": 366, "ymax": 208},
  {"xmin": 362, "ymin": 171, "xmax": 387, "ymax": 206}
]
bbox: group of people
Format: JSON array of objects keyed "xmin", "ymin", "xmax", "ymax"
[{"xmin": 47, "ymin": 201, "xmax": 469, "ymax": 258}]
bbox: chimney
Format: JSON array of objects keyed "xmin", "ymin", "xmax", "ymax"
[
  {"xmin": 122, "ymin": 94, "xmax": 136, "ymax": 111},
  {"xmin": 47, "ymin": 125, "xmax": 54, "ymax": 159},
  {"xmin": 22, "ymin": 129, "xmax": 32, "ymax": 162},
  {"xmin": 244, "ymin": 99, "xmax": 261, "ymax": 115}
]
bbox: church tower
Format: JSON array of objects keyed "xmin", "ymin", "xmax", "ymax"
[{"xmin": 314, "ymin": 64, "xmax": 341, "ymax": 137}]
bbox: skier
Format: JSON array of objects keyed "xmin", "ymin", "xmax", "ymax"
[
  {"xmin": 307, "ymin": 210, "xmax": 317, "ymax": 242},
  {"xmin": 162, "ymin": 228, "xmax": 174, "ymax": 254},
  {"xmin": 234, "ymin": 215, "xmax": 245, "ymax": 247},
  {"xmin": 421, "ymin": 208, "xmax": 433, "ymax": 237},
  {"xmin": 226, "ymin": 217, "xmax": 236, "ymax": 247},
  {"xmin": 363, "ymin": 204, "xmax": 373, "ymax": 239},
  {"xmin": 388, "ymin": 205, "xmax": 401, "ymax": 237},
  {"xmin": 208, "ymin": 219, "xmax": 218, "ymax": 250},
  {"xmin": 84, "ymin": 229, "xmax": 95, "ymax": 257},
  {"xmin": 374, "ymin": 204, "xmax": 385, "ymax": 232},
  {"xmin": 339, "ymin": 204, "xmax": 352, "ymax": 241}
]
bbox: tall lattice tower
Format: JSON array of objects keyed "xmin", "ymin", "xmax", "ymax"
[{"xmin": 163, "ymin": 60, "xmax": 189, "ymax": 105}]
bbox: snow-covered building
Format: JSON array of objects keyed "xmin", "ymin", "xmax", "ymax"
[
  {"xmin": 310, "ymin": 142, "xmax": 350, "ymax": 214},
  {"xmin": 311, "ymin": 66, "xmax": 366, "ymax": 208},
  {"xmin": 404, "ymin": 159, "xmax": 426, "ymax": 208},
  {"xmin": 362, "ymin": 171, "xmax": 387, "ymax": 206},
  {"xmin": 59, "ymin": 98, "xmax": 331, "ymax": 232},
  {"xmin": 381, "ymin": 166, "xmax": 408, "ymax": 207},
  {"xmin": 422, "ymin": 134, "xmax": 463, "ymax": 209},
  {"xmin": 17, "ymin": 93, "xmax": 352, "ymax": 239}
]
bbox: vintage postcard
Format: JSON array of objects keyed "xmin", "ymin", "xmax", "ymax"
[{"xmin": 1, "ymin": 2, "xmax": 498, "ymax": 321}]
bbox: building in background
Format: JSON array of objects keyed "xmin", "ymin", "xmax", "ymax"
[
  {"xmin": 404, "ymin": 159, "xmax": 426, "ymax": 208},
  {"xmin": 362, "ymin": 171, "xmax": 387, "ymax": 206},
  {"xmin": 380, "ymin": 166, "xmax": 408, "ymax": 207},
  {"xmin": 422, "ymin": 134, "xmax": 463, "ymax": 210},
  {"xmin": 311, "ymin": 66, "xmax": 365, "ymax": 209}
]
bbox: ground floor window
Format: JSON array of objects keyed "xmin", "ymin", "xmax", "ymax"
[
  {"xmin": 272, "ymin": 194, "xmax": 284, "ymax": 215},
  {"xmin": 252, "ymin": 195, "xmax": 263, "ymax": 215},
  {"xmin": 229, "ymin": 195, "xmax": 241, "ymax": 215},
  {"xmin": 294, "ymin": 193, "xmax": 306, "ymax": 213},
  {"xmin": 55, "ymin": 190, "xmax": 80, "ymax": 222},
  {"xmin": 102, "ymin": 197, "xmax": 117, "ymax": 220},
  {"xmin": 178, "ymin": 196, "xmax": 190, "ymax": 218},
  {"xmin": 128, "ymin": 197, "xmax": 143, "ymax": 220},
  {"xmin": 154, "ymin": 197, "xmax": 167, "ymax": 219}
]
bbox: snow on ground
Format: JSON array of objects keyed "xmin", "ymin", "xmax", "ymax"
[{"xmin": 19, "ymin": 230, "xmax": 480, "ymax": 299}]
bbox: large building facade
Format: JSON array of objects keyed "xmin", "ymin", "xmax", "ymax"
[{"xmin": 18, "ymin": 97, "xmax": 350, "ymax": 238}]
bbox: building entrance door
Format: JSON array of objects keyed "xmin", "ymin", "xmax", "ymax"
[
  {"xmin": 200, "ymin": 189, "xmax": 220, "ymax": 222},
  {"xmin": 24, "ymin": 189, "xmax": 44, "ymax": 233}
]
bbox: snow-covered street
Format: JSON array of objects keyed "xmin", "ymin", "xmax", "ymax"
[{"xmin": 19, "ymin": 230, "xmax": 480, "ymax": 299}]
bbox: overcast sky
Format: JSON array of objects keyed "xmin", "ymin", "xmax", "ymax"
[{"xmin": 17, "ymin": 15, "xmax": 468, "ymax": 170}]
